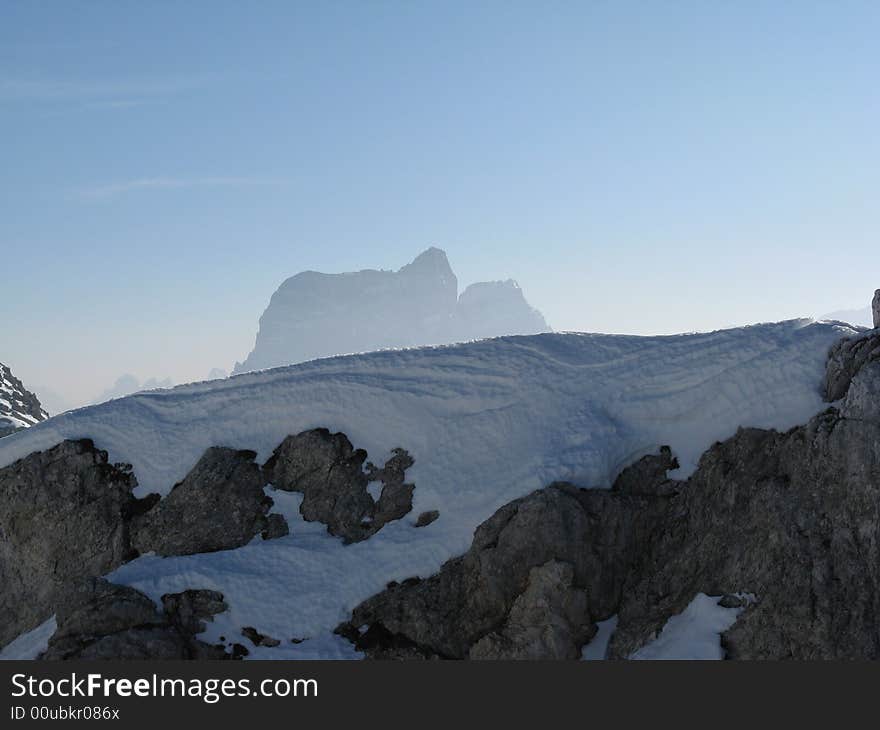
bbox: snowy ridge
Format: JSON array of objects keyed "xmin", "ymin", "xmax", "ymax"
[
  {"xmin": 0, "ymin": 320, "xmax": 853, "ymax": 658},
  {"xmin": 0, "ymin": 362, "xmax": 48, "ymax": 436}
]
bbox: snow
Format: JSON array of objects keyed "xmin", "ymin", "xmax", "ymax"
[
  {"xmin": 630, "ymin": 594, "xmax": 753, "ymax": 660},
  {"xmin": 581, "ymin": 616, "xmax": 619, "ymax": 660},
  {"xmin": 0, "ymin": 320, "xmax": 852, "ymax": 658},
  {"xmin": 0, "ymin": 617, "xmax": 57, "ymax": 660}
]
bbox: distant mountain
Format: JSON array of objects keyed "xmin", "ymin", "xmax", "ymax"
[
  {"xmin": 94, "ymin": 374, "xmax": 175, "ymax": 404},
  {"xmin": 0, "ymin": 362, "xmax": 48, "ymax": 438},
  {"xmin": 820, "ymin": 306, "xmax": 872, "ymax": 328},
  {"xmin": 233, "ymin": 247, "xmax": 550, "ymax": 374}
]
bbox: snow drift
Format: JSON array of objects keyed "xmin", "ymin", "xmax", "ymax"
[{"xmin": 0, "ymin": 319, "xmax": 853, "ymax": 659}]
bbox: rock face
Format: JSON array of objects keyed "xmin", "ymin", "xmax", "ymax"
[
  {"xmin": 233, "ymin": 248, "xmax": 549, "ymax": 374},
  {"xmin": 130, "ymin": 447, "xmax": 277, "ymax": 556},
  {"xmin": 824, "ymin": 331, "xmax": 880, "ymax": 401},
  {"xmin": 0, "ymin": 440, "xmax": 150, "ymax": 647},
  {"xmin": 41, "ymin": 579, "xmax": 230, "ymax": 660},
  {"xmin": 874, "ymin": 289, "xmax": 880, "ymax": 328},
  {"xmin": 341, "ymin": 331, "xmax": 880, "ymax": 660},
  {"xmin": 0, "ymin": 441, "xmax": 289, "ymax": 650},
  {"xmin": 264, "ymin": 429, "xmax": 415, "ymax": 543},
  {"xmin": 337, "ymin": 468, "xmax": 671, "ymax": 658},
  {"xmin": 0, "ymin": 362, "xmax": 48, "ymax": 438},
  {"xmin": 468, "ymin": 561, "xmax": 593, "ymax": 660}
]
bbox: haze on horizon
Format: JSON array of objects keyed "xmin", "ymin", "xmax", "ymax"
[{"xmin": 1, "ymin": 2, "xmax": 877, "ymax": 408}]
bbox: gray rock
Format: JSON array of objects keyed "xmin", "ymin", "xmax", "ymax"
[
  {"xmin": 131, "ymin": 447, "xmax": 278, "ymax": 556},
  {"xmin": 823, "ymin": 331, "xmax": 880, "ymax": 402},
  {"xmin": 261, "ymin": 513, "xmax": 290, "ymax": 540},
  {"xmin": 0, "ymin": 440, "xmax": 152, "ymax": 648},
  {"xmin": 264, "ymin": 429, "xmax": 415, "ymax": 543},
  {"xmin": 414, "ymin": 510, "xmax": 440, "ymax": 527},
  {"xmin": 41, "ymin": 578, "xmax": 231, "ymax": 660},
  {"xmin": 609, "ymin": 358, "xmax": 880, "ymax": 659},
  {"xmin": 340, "ymin": 329, "xmax": 880, "ymax": 661},
  {"xmin": 0, "ymin": 361, "xmax": 48, "ymax": 438},
  {"xmin": 611, "ymin": 445, "xmax": 679, "ymax": 496},
  {"xmin": 469, "ymin": 561, "xmax": 593, "ymax": 660},
  {"xmin": 874, "ymin": 289, "xmax": 880, "ymax": 328},
  {"xmin": 241, "ymin": 626, "xmax": 281, "ymax": 648},
  {"xmin": 162, "ymin": 589, "xmax": 228, "ymax": 635},
  {"xmin": 337, "ymin": 479, "xmax": 665, "ymax": 658}
]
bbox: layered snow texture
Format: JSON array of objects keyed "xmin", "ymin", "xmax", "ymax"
[
  {"xmin": 233, "ymin": 247, "xmax": 549, "ymax": 374},
  {"xmin": 0, "ymin": 362, "xmax": 48, "ymax": 436},
  {"xmin": 0, "ymin": 319, "xmax": 853, "ymax": 659}
]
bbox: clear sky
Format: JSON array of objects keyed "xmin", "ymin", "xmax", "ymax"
[{"xmin": 2, "ymin": 1, "xmax": 878, "ymax": 407}]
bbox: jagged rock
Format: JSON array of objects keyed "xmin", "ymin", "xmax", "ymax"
[
  {"xmin": 41, "ymin": 578, "xmax": 231, "ymax": 660},
  {"xmin": 131, "ymin": 447, "xmax": 279, "ymax": 556},
  {"xmin": 611, "ymin": 445, "xmax": 679, "ymax": 496},
  {"xmin": 469, "ymin": 561, "xmax": 593, "ymax": 660},
  {"xmin": 241, "ymin": 626, "xmax": 281, "ymax": 648},
  {"xmin": 264, "ymin": 429, "xmax": 415, "ymax": 543},
  {"xmin": 0, "ymin": 440, "xmax": 152, "ymax": 648},
  {"xmin": 0, "ymin": 362, "xmax": 48, "ymax": 438},
  {"xmin": 340, "ymin": 333, "xmax": 880, "ymax": 661},
  {"xmin": 337, "ymin": 480, "xmax": 666, "ymax": 658},
  {"xmin": 874, "ymin": 289, "xmax": 880, "ymax": 329},
  {"xmin": 261, "ymin": 513, "xmax": 290, "ymax": 540},
  {"xmin": 718, "ymin": 595, "xmax": 744, "ymax": 609},
  {"xmin": 823, "ymin": 331, "xmax": 880, "ymax": 402},
  {"xmin": 162, "ymin": 589, "xmax": 228, "ymax": 635},
  {"xmin": 414, "ymin": 510, "xmax": 440, "ymax": 527}
]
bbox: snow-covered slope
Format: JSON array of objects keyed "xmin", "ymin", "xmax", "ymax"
[
  {"xmin": 0, "ymin": 319, "xmax": 852, "ymax": 658},
  {"xmin": 0, "ymin": 362, "xmax": 48, "ymax": 437}
]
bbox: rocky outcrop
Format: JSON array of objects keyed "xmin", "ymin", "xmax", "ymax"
[
  {"xmin": 824, "ymin": 330, "xmax": 880, "ymax": 401},
  {"xmin": 0, "ymin": 362, "xmax": 48, "ymax": 438},
  {"xmin": 337, "ymin": 460, "xmax": 673, "ymax": 658},
  {"xmin": 264, "ymin": 429, "xmax": 415, "ymax": 543},
  {"xmin": 340, "ymin": 330, "xmax": 880, "ymax": 660},
  {"xmin": 0, "ymin": 441, "xmax": 289, "ymax": 651},
  {"xmin": 0, "ymin": 440, "xmax": 152, "ymax": 647},
  {"xmin": 40, "ymin": 579, "xmax": 231, "ymax": 660},
  {"xmin": 233, "ymin": 248, "xmax": 550, "ymax": 374},
  {"xmin": 130, "ymin": 447, "xmax": 278, "ymax": 556},
  {"xmin": 873, "ymin": 289, "xmax": 880, "ymax": 329},
  {"xmin": 468, "ymin": 561, "xmax": 593, "ymax": 660}
]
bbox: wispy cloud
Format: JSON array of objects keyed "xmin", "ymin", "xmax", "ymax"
[{"xmin": 78, "ymin": 176, "xmax": 285, "ymax": 201}]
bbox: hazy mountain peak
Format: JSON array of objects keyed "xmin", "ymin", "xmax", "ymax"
[{"xmin": 233, "ymin": 248, "xmax": 550, "ymax": 374}]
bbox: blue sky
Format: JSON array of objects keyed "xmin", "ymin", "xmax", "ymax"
[{"xmin": 2, "ymin": 1, "xmax": 878, "ymax": 405}]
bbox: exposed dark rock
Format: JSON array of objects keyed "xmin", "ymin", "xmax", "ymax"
[
  {"xmin": 609, "ymin": 360, "xmax": 880, "ymax": 660},
  {"xmin": 611, "ymin": 445, "xmax": 679, "ymax": 496},
  {"xmin": 41, "ymin": 578, "xmax": 231, "ymax": 660},
  {"xmin": 340, "ymin": 338, "xmax": 880, "ymax": 660},
  {"xmin": 241, "ymin": 626, "xmax": 281, "ymax": 648},
  {"xmin": 718, "ymin": 595, "xmax": 744, "ymax": 609},
  {"xmin": 162, "ymin": 589, "xmax": 228, "ymax": 635},
  {"xmin": 0, "ymin": 440, "xmax": 151, "ymax": 647},
  {"xmin": 261, "ymin": 513, "xmax": 290, "ymax": 540},
  {"xmin": 873, "ymin": 289, "xmax": 880, "ymax": 329},
  {"xmin": 414, "ymin": 510, "xmax": 440, "ymax": 528},
  {"xmin": 823, "ymin": 330, "xmax": 880, "ymax": 401},
  {"xmin": 337, "ymin": 478, "xmax": 666, "ymax": 659},
  {"xmin": 131, "ymin": 447, "xmax": 278, "ymax": 556},
  {"xmin": 469, "ymin": 561, "xmax": 594, "ymax": 660},
  {"xmin": 264, "ymin": 429, "xmax": 415, "ymax": 543}
]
